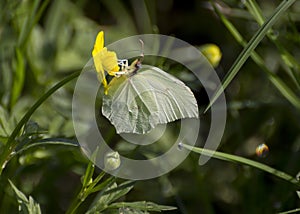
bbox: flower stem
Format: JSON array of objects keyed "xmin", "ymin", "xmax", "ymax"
[
  {"xmin": 182, "ymin": 143, "xmax": 300, "ymax": 188},
  {"xmin": 0, "ymin": 71, "xmax": 81, "ymax": 176}
]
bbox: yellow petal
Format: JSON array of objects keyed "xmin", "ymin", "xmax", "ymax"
[
  {"xmin": 92, "ymin": 31, "xmax": 104, "ymax": 56},
  {"xmin": 93, "ymin": 53, "xmax": 104, "ymax": 74},
  {"xmin": 93, "ymin": 48, "xmax": 119, "ymax": 74},
  {"xmin": 93, "ymin": 56, "xmax": 108, "ymax": 89},
  {"xmin": 93, "ymin": 48, "xmax": 107, "ymax": 90},
  {"xmin": 92, "ymin": 31, "xmax": 120, "ymax": 95},
  {"xmin": 101, "ymin": 49, "xmax": 120, "ymax": 75}
]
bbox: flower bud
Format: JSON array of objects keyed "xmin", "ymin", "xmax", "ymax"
[
  {"xmin": 199, "ymin": 44, "xmax": 222, "ymax": 68},
  {"xmin": 104, "ymin": 151, "xmax": 121, "ymax": 171}
]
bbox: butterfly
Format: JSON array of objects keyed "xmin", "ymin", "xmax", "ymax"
[
  {"xmin": 102, "ymin": 62, "xmax": 198, "ymax": 134},
  {"xmin": 93, "ymin": 31, "xmax": 198, "ymax": 134}
]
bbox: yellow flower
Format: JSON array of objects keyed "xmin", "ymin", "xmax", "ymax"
[
  {"xmin": 92, "ymin": 31, "xmax": 120, "ymax": 94},
  {"xmin": 199, "ymin": 44, "xmax": 222, "ymax": 68}
]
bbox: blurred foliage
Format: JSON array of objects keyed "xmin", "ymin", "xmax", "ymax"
[{"xmin": 0, "ymin": 0, "xmax": 300, "ymax": 213}]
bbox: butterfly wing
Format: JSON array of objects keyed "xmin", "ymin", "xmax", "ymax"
[{"xmin": 102, "ymin": 65, "xmax": 198, "ymax": 134}]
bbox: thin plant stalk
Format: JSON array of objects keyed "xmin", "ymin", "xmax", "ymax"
[
  {"xmin": 0, "ymin": 71, "xmax": 81, "ymax": 176},
  {"xmin": 245, "ymin": 0, "xmax": 300, "ymax": 88},
  {"xmin": 211, "ymin": 1, "xmax": 300, "ymax": 109},
  {"xmin": 205, "ymin": 0, "xmax": 297, "ymax": 112},
  {"xmin": 181, "ymin": 143, "xmax": 300, "ymax": 188}
]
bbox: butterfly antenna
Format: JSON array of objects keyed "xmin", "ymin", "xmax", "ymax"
[{"xmin": 139, "ymin": 39, "xmax": 144, "ymax": 61}]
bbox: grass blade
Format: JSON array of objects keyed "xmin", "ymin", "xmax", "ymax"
[
  {"xmin": 108, "ymin": 201, "xmax": 177, "ymax": 212},
  {"xmin": 211, "ymin": 1, "xmax": 300, "ymax": 109},
  {"xmin": 278, "ymin": 208, "xmax": 300, "ymax": 214},
  {"xmin": 10, "ymin": 48, "xmax": 25, "ymax": 108},
  {"xmin": 245, "ymin": 0, "xmax": 300, "ymax": 88},
  {"xmin": 14, "ymin": 138, "xmax": 79, "ymax": 155},
  {"xmin": 181, "ymin": 143, "xmax": 300, "ymax": 188},
  {"xmin": 0, "ymin": 71, "xmax": 81, "ymax": 176},
  {"xmin": 18, "ymin": 0, "xmax": 50, "ymax": 50},
  {"xmin": 205, "ymin": 0, "xmax": 297, "ymax": 112}
]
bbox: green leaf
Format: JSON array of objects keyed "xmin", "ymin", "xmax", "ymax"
[
  {"xmin": 102, "ymin": 66, "xmax": 198, "ymax": 134},
  {"xmin": 89, "ymin": 176, "xmax": 115, "ymax": 194},
  {"xmin": 82, "ymin": 149, "xmax": 102, "ymax": 188},
  {"xmin": 17, "ymin": 0, "xmax": 50, "ymax": 49},
  {"xmin": 82, "ymin": 160, "xmax": 95, "ymax": 188},
  {"xmin": 101, "ymin": 181, "xmax": 135, "ymax": 200},
  {"xmin": 11, "ymin": 48, "xmax": 25, "ymax": 108},
  {"xmin": 0, "ymin": 105, "xmax": 13, "ymax": 138},
  {"xmin": 105, "ymin": 208, "xmax": 148, "ymax": 214},
  {"xmin": 107, "ymin": 201, "xmax": 177, "ymax": 212},
  {"xmin": 9, "ymin": 180, "xmax": 41, "ymax": 214},
  {"xmin": 87, "ymin": 181, "xmax": 134, "ymax": 213}
]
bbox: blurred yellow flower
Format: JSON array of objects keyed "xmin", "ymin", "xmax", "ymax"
[
  {"xmin": 199, "ymin": 44, "xmax": 222, "ymax": 68},
  {"xmin": 92, "ymin": 31, "xmax": 120, "ymax": 94}
]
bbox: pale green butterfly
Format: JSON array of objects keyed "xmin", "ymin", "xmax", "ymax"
[{"xmin": 102, "ymin": 40, "xmax": 199, "ymax": 134}]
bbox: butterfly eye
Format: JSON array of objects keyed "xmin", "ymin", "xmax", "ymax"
[{"xmin": 255, "ymin": 143, "xmax": 269, "ymax": 158}]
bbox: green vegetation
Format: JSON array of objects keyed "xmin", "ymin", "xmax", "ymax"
[{"xmin": 0, "ymin": 0, "xmax": 299, "ymax": 213}]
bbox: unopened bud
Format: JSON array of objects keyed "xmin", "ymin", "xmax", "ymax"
[
  {"xmin": 199, "ymin": 44, "xmax": 222, "ymax": 68},
  {"xmin": 104, "ymin": 151, "xmax": 121, "ymax": 171}
]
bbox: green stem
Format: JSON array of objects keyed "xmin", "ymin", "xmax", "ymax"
[
  {"xmin": 66, "ymin": 194, "xmax": 84, "ymax": 214},
  {"xmin": 245, "ymin": 0, "xmax": 300, "ymax": 89},
  {"xmin": 181, "ymin": 143, "xmax": 300, "ymax": 188},
  {"xmin": 205, "ymin": 0, "xmax": 297, "ymax": 112},
  {"xmin": 0, "ymin": 71, "xmax": 81, "ymax": 176},
  {"xmin": 278, "ymin": 208, "xmax": 300, "ymax": 214},
  {"xmin": 211, "ymin": 1, "xmax": 300, "ymax": 109},
  {"xmin": 66, "ymin": 172, "xmax": 107, "ymax": 214},
  {"xmin": 15, "ymin": 139, "xmax": 79, "ymax": 155}
]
